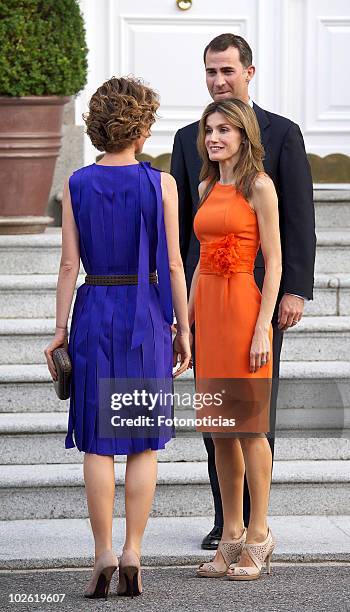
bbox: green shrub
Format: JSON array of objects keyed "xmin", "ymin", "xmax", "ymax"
[{"xmin": 0, "ymin": 0, "xmax": 88, "ymax": 96}]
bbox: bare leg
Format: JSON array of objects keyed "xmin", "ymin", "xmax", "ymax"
[
  {"xmin": 234, "ymin": 436, "xmax": 272, "ymax": 569},
  {"xmin": 123, "ymin": 449, "xmax": 158, "ymax": 556},
  {"xmin": 209, "ymin": 437, "xmax": 246, "ymax": 572},
  {"xmin": 83, "ymin": 453, "xmax": 115, "ymax": 561}
]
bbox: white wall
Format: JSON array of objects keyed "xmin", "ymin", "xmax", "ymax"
[{"xmin": 76, "ymin": 0, "xmax": 350, "ymax": 164}]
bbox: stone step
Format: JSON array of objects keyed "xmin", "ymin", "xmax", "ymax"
[
  {"xmin": 0, "ymin": 318, "xmax": 71, "ymax": 365},
  {"xmin": 0, "ymin": 412, "xmax": 348, "ymax": 464},
  {"xmin": 279, "ymin": 315, "xmax": 350, "ymax": 361},
  {"xmin": 175, "ymin": 364, "xmax": 350, "ymax": 432},
  {"xmin": 0, "ymin": 273, "xmax": 349, "ymax": 318},
  {"xmin": 0, "ymin": 234, "xmax": 349, "ymax": 286},
  {"xmin": 305, "ymin": 274, "xmax": 350, "ymax": 316},
  {"xmin": 2, "ymin": 514, "xmax": 350, "ymax": 569},
  {"xmin": 2, "ymin": 316, "xmax": 349, "ymax": 365},
  {"xmin": 314, "ymin": 190, "xmax": 350, "ymax": 229},
  {"xmin": 0, "ymin": 274, "xmax": 84, "ymax": 318},
  {"xmin": 0, "ymin": 229, "xmax": 84, "ymax": 275},
  {"xmin": 0, "ymin": 363, "xmax": 349, "ymax": 435},
  {"xmin": 0, "ymin": 460, "xmax": 348, "ymax": 520},
  {"xmin": 0, "ymin": 363, "xmax": 70, "ymax": 413},
  {"xmin": 0, "ymin": 193, "xmax": 349, "ymax": 274},
  {"xmin": 315, "ymin": 229, "xmax": 350, "ymax": 273}
]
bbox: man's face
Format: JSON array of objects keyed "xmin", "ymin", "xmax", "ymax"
[{"xmin": 205, "ymin": 47, "xmax": 255, "ymax": 102}]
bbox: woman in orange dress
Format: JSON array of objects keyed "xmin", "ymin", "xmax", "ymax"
[{"xmin": 189, "ymin": 99, "xmax": 282, "ymax": 581}]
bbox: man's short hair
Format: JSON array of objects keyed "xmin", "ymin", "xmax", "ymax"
[{"xmin": 203, "ymin": 33, "xmax": 253, "ymax": 68}]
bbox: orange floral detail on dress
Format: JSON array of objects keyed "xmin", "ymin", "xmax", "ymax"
[{"xmin": 207, "ymin": 233, "xmax": 241, "ymax": 278}]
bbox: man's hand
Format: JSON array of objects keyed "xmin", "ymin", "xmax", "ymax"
[{"xmin": 278, "ymin": 294, "xmax": 304, "ymax": 331}]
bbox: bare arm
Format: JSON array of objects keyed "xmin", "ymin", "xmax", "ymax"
[
  {"xmin": 253, "ymin": 174, "xmax": 282, "ymax": 330},
  {"xmin": 161, "ymin": 172, "xmax": 191, "ymax": 376},
  {"xmin": 249, "ymin": 174, "xmax": 282, "ymax": 371},
  {"xmin": 188, "ymin": 261, "xmax": 200, "ymax": 328},
  {"xmin": 187, "ymin": 180, "xmax": 207, "ymax": 327},
  {"xmin": 161, "ymin": 172, "xmax": 189, "ymax": 334},
  {"xmin": 56, "ymin": 178, "xmax": 81, "ymax": 330},
  {"xmin": 44, "ymin": 178, "xmax": 80, "ymax": 380}
]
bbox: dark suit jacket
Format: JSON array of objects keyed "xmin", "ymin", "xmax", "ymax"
[{"xmin": 170, "ymin": 102, "xmax": 316, "ymax": 308}]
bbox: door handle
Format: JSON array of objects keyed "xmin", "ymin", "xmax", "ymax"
[{"xmin": 176, "ymin": 0, "xmax": 192, "ymax": 10}]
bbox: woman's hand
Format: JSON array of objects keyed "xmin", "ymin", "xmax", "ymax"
[
  {"xmin": 249, "ymin": 327, "xmax": 270, "ymax": 373},
  {"xmin": 173, "ymin": 331, "xmax": 191, "ymax": 378},
  {"xmin": 44, "ymin": 329, "xmax": 68, "ymax": 381}
]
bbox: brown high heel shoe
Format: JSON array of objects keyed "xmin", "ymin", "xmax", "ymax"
[
  {"xmin": 196, "ymin": 528, "xmax": 246, "ymax": 577},
  {"xmin": 84, "ymin": 550, "xmax": 119, "ymax": 599},
  {"xmin": 117, "ymin": 549, "xmax": 142, "ymax": 597}
]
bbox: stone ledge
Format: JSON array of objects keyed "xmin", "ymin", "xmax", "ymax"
[
  {"xmin": 0, "ymin": 272, "xmax": 349, "ymax": 289},
  {"xmin": 1, "ymin": 460, "xmax": 349, "ymax": 488},
  {"xmin": 316, "ymin": 229, "xmax": 350, "ymax": 245},
  {"xmin": 0, "ymin": 515, "xmax": 349, "ymax": 569},
  {"xmin": 1, "ymin": 361, "xmax": 349, "ymax": 383},
  {"xmin": 1, "ymin": 315, "xmax": 350, "ymax": 335},
  {"xmin": 314, "ymin": 190, "xmax": 350, "ymax": 202}
]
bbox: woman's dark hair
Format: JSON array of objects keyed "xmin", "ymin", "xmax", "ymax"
[
  {"xmin": 203, "ymin": 33, "xmax": 253, "ymax": 68},
  {"xmin": 83, "ymin": 76, "xmax": 159, "ymax": 152}
]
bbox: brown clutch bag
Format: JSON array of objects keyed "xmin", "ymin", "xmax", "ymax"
[{"xmin": 52, "ymin": 347, "xmax": 72, "ymax": 400}]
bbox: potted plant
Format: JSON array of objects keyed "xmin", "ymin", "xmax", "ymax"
[{"xmin": 0, "ymin": 0, "xmax": 88, "ymax": 234}]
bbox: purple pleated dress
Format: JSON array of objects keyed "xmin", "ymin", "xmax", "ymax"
[{"xmin": 64, "ymin": 161, "xmax": 174, "ymax": 455}]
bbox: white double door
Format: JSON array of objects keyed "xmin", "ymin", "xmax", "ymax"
[{"xmin": 78, "ymin": 0, "xmax": 350, "ymax": 161}]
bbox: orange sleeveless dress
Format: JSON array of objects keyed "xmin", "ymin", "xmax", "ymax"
[{"xmin": 193, "ymin": 182, "xmax": 273, "ymax": 433}]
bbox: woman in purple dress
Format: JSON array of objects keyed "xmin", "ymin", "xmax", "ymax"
[{"xmin": 44, "ymin": 77, "xmax": 191, "ymax": 599}]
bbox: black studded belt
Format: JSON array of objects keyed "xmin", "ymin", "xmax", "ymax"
[{"xmin": 85, "ymin": 272, "xmax": 158, "ymax": 285}]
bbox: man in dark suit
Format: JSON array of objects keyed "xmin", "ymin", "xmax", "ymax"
[{"xmin": 171, "ymin": 33, "xmax": 316, "ymax": 549}]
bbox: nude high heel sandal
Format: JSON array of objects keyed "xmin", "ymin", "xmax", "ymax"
[
  {"xmin": 117, "ymin": 549, "xmax": 142, "ymax": 597},
  {"xmin": 197, "ymin": 528, "xmax": 246, "ymax": 577},
  {"xmin": 84, "ymin": 550, "xmax": 119, "ymax": 599},
  {"xmin": 226, "ymin": 528, "xmax": 275, "ymax": 581}
]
